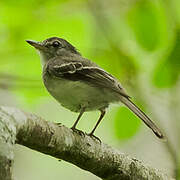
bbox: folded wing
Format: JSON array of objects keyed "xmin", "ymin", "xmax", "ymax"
[{"xmin": 47, "ymin": 60, "xmax": 130, "ymax": 98}]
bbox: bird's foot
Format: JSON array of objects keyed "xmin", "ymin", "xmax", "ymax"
[
  {"xmin": 71, "ymin": 127, "xmax": 85, "ymax": 137},
  {"xmin": 87, "ymin": 133, "xmax": 101, "ymax": 143},
  {"xmin": 55, "ymin": 122, "xmax": 62, "ymax": 127}
]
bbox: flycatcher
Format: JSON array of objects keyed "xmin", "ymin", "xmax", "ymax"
[{"xmin": 26, "ymin": 37, "xmax": 164, "ymax": 140}]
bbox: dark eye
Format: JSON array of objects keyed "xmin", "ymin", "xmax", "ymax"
[{"xmin": 52, "ymin": 41, "xmax": 61, "ymax": 47}]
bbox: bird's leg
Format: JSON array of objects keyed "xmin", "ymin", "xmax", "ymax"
[
  {"xmin": 87, "ymin": 109, "xmax": 106, "ymax": 142},
  {"xmin": 71, "ymin": 108, "xmax": 85, "ymax": 136}
]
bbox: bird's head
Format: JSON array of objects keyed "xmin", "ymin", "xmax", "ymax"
[{"xmin": 26, "ymin": 37, "xmax": 80, "ymax": 64}]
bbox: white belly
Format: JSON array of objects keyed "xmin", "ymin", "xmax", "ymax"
[{"xmin": 43, "ymin": 77, "xmax": 113, "ymax": 112}]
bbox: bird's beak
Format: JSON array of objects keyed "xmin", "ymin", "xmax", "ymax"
[{"xmin": 26, "ymin": 40, "xmax": 45, "ymax": 50}]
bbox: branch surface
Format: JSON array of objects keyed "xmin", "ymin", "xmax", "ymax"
[{"xmin": 0, "ymin": 106, "xmax": 173, "ymax": 180}]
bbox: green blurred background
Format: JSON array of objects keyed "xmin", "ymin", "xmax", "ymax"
[{"xmin": 0, "ymin": 0, "xmax": 180, "ymax": 179}]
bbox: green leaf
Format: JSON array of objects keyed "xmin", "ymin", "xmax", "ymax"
[
  {"xmin": 114, "ymin": 106, "xmax": 141, "ymax": 140},
  {"xmin": 153, "ymin": 62, "xmax": 177, "ymax": 88},
  {"xmin": 128, "ymin": 0, "xmax": 159, "ymax": 51},
  {"xmin": 153, "ymin": 29, "xmax": 180, "ymax": 88}
]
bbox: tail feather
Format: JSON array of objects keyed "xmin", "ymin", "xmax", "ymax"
[{"xmin": 120, "ymin": 97, "xmax": 165, "ymax": 139}]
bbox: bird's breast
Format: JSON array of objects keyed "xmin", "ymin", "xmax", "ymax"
[{"xmin": 43, "ymin": 74, "xmax": 112, "ymax": 112}]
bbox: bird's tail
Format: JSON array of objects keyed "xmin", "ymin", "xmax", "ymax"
[{"xmin": 120, "ymin": 97, "xmax": 165, "ymax": 139}]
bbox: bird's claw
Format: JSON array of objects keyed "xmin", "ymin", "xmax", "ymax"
[
  {"xmin": 71, "ymin": 127, "xmax": 85, "ymax": 137},
  {"xmin": 87, "ymin": 133, "xmax": 101, "ymax": 143},
  {"xmin": 55, "ymin": 122, "xmax": 62, "ymax": 127}
]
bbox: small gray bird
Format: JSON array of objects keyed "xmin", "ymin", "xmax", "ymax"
[{"xmin": 26, "ymin": 37, "xmax": 164, "ymax": 140}]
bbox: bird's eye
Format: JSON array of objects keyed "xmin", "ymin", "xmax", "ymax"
[{"xmin": 52, "ymin": 41, "xmax": 61, "ymax": 47}]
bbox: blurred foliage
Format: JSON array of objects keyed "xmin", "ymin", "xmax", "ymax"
[
  {"xmin": 114, "ymin": 106, "xmax": 141, "ymax": 139},
  {"xmin": 0, "ymin": 0, "xmax": 179, "ymax": 165},
  {"xmin": 0, "ymin": 0, "xmax": 180, "ymax": 179},
  {"xmin": 128, "ymin": 0, "xmax": 159, "ymax": 51},
  {"xmin": 153, "ymin": 29, "xmax": 180, "ymax": 88}
]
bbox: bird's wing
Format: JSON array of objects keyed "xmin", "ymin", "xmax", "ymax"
[{"xmin": 47, "ymin": 60, "xmax": 130, "ymax": 98}]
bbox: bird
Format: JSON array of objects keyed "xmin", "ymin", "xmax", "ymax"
[{"xmin": 26, "ymin": 37, "xmax": 164, "ymax": 140}]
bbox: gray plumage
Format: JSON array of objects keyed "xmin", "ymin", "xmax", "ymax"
[{"xmin": 26, "ymin": 37, "xmax": 164, "ymax": 139}]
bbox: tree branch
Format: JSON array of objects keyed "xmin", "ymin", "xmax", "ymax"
[{"xmin": 0, "ymin": 106, "xmax": 173, "ymax": 180}]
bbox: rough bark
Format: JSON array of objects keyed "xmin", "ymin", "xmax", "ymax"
[{"xmin": 0, "ymin": 106, "xmax": 173, "ymax": 180}]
